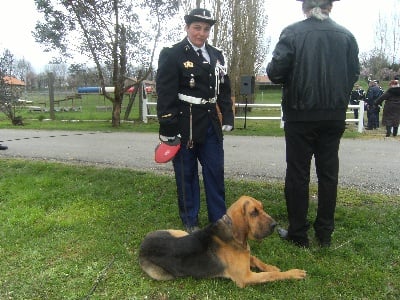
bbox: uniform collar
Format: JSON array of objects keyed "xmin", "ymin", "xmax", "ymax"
[{"xmin": 186, "ymin": 38, "xmax": 206, "ymax": 53}]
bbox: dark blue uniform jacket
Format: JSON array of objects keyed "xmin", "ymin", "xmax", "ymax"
[{"xmin": 156, "ymin": 39, "xmax": 234, "ymax": 144}]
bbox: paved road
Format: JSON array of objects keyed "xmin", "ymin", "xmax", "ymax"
[{"xmin": 1, "ymin": 129, "xmax": 399, "ymax": 195}]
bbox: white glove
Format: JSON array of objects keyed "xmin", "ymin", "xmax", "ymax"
[
  {"xmin": 222, "ymin": 125, "xmax": 233, "ymax": 132},
  {"xmin": 160, "ymin": 134, "xmax": 181, "ymax": 142}
]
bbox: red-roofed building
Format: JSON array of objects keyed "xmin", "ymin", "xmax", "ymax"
[
  {"xmin": 3, "ymin": 76, "xmax": 25, "ymax": 86},
  {"xmin": 255, "ymin": 75, "xmax": 271, "ymax": 85}
]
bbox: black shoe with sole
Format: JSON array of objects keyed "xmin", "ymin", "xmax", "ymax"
[
  {"xmin": 277, "ymin": 227, "xmax": 309, "ymax": 248},
  {"xmin": 185, "ymin": 226, "xmax": 200, "ymax": 234},
  {"xmin": 315, "ymin": 234, "xmax": 331, "ymax": 248},
  {"xmin": 0, "ymin": 144, "xmax": 8, "ymax": 150}
]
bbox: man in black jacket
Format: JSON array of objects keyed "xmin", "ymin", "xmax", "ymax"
[
  {"xmin": 365, "ymin": 80, "xmax": 383, "ymax": 130},
  {"xmin": 267, "ymin": 0, "xmax": 359, "ymax": 248},
  {"xmin": 156, "ymin": 8, "xmax": 234, "ymax": 233}
]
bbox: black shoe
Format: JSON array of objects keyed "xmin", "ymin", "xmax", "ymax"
[
  {"xmin": 319, "ymin": 241, "xmax": 331, "ymax": 248},
  {"xmin": 185, "ymin": 226, "xmax": 200, "ymax": 234},
  {"xmin": 315, "ymin": 234, "xmax": 331, "ymax": 248},
  {"xmin": 0, "ymin": 144, "xmax": 8, "ymax": 150},
  {"xmin": 277, "ymin": 228, "xmax": 309, "ymax": 248},
  {"xmin": 317, "ymin": 238, "xmax": 331, "ymax": 248}
]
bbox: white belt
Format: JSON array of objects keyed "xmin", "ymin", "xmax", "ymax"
[{"xmin": 178, "ymin": 93, "xmax": 217, "ymax": 105}]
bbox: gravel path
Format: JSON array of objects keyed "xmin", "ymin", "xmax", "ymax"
[{"xmin": 1, "ymin": 129, "xmax": 399, "ymax": 195}]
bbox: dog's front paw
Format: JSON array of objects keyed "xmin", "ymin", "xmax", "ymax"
[
  {"xmin": 265, "ymin": 265, "xmax": 280, "ymax": 272},
  {"xmin": 287, "ymin": 269, "xmax": 306, "ymax": 279}
]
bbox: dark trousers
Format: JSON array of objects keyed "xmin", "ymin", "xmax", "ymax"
[
  {"xmin": 172, "ymin": 124, "xmax": 226, "ymax": 227},
  {"xmin": 284, "ymin": 121, "xmax": 345, "ymax": 243},
  {"xmin": 367, "ymin": 106, "xmax": 378, "ymax": 129},
  {"xmin": 375, "ymin": 110, "xmax": 380, "ymax": 128},
  {"xmin": 353, "ymin": 108, "xmax": 359, "ymax": 119},
  {"xmin": 386, "ymin": 126, "xmax": 398, "ymax": 136}
]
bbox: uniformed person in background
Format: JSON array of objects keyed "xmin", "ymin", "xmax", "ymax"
[
  {"xmin": 349, "ymin": 83, "xmax": 365, "ymax": 120},
  {"xmin": 156, "ymin": 8, "xmax": 234, "ymax": 233}
]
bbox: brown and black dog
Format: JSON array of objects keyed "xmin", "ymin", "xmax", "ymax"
[{"xmin": 139, "ymin": 196, "xmax": 306, "ymax": 288}]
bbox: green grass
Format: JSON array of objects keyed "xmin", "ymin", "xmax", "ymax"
[{"xmin": 0, "ymin": 159, "xmax": 399, "ymax": 299}]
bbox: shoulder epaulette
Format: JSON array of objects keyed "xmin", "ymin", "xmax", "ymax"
[{"xmin": 162, "ymin": 41, "xmax": 180, "ymax": 50}]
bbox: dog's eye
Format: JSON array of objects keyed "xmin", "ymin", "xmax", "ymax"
[{"xmin": 250, "ymin": 209, "xmax": 259, "ymax": 217}]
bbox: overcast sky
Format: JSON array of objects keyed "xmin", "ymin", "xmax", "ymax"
[{"xmin": 0, "ymin": 0, "xmax": 398, "ymax": 73}]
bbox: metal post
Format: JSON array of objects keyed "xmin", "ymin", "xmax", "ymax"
[
  {"xmin": 243, "ymin": 95, "xmax": 248, "ymax": 129},
  {"xmin": 141, "ymin": 83, "xmax": 148, "ymax": 123}
]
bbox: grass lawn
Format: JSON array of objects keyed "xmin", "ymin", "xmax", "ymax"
[
  {"xmin": 0, "ymin": 159, "xmax": 399, "ymax": 299},
  {"xmin": 1, "ymin": 83, "xmax": 397, "ymax": 298}
]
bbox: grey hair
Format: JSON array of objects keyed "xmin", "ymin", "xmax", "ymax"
[{"xmin": 302, "ymin": 0, "xmax": 333, "ymax": 20}]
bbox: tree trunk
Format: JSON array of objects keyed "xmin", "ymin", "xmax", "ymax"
[
  {"xmin": 48, "ymin": 72, "xmax": 55, "ymax": 120},
  {"xmin": 112, "ymin": 100, "xmax": 122, "ymax": 127}
]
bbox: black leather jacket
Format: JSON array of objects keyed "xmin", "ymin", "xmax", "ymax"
[{"xmin": 267, "ymin": 17, "xmax": 360, "ymax": 122}]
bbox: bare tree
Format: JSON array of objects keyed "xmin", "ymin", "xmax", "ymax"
[
  {"xmin": 213, "ymin": 0, "xmax": 268, "ymax": 103},
  {"xmin": 374, "ymin": 9, "xmax": 400, "ymax": 67},
  {"xmin": 360, "ymin": 49, "xmax": 391, "ymax": 81},
  {"xmin": 388, "ymin": 9, "xmax": 400, "ymax": 65},
  {"xmin": 33, "ymin": 0, "xmax": 148, "ymax": 127},
  {"xmin": 375, "ymin": 13, "xmax": 387, "ymax": 56},
  {"xmin": 364, "ymin": 7, "xmax": 400, "ymax": 81},
  {"xmin": 0, "ymin": 50, "xmax": 24, "ymax": 125}
]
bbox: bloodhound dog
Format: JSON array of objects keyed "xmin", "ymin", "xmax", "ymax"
[{"xmin": 139, "ymin": 195, "xmax": 306, "ymax": 288}]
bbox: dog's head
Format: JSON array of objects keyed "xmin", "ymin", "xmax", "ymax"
[{"xmin": 227, "ymin": 196, "xmax": 277, "ymax": 246}]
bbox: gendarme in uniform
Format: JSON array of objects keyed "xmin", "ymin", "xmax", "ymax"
[{"xmin": 156, "ymin": 8, "xmax": 234, "ymax": 232}]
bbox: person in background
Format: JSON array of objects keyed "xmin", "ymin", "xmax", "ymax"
[
  {"xmin": 365, "ymin": 80, "xmax": 383, "ymax": 130},
  {"xmin": 266, "ymin": 0, "xmax": 359, "ymax": 248},
  {"xmin": 374, "ymin": 79, "xmax": 400, "ymax": 137},
  {"xmin": 156, "ymin": 8, "xmax": 234, "ymax": 233},
  {"xmin": 374, "ymin": 80, "xmax": 384, "ymax": 128},
  {"xmin": 349, "ymin": 83, "xmax": 365, "ymax": 120}
]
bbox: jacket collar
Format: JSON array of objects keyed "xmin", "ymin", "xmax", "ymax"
[{"xmin": 181, "ymin": 38, "xmax": 216, "ymax": 69}]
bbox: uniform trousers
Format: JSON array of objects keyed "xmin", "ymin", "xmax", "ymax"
[
  {"xmin": 284, "ymin": 120, "xmax": 345, "ymax": 244},
  {"xmin": 367, "ymin": 106, "xmax": 378, "ymax": 129},
  {"xmin": 172, "ymin": 124, "xmax": 226, "ymax": 227}
]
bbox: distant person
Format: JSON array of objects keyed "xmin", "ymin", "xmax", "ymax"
[
  {"xmin": 374, "ymin": 80, "xmax": 400, "ymax": 137},
  {"xmin": 266, "ymin": 0, "xmax": 359, "ymax": 248},
  {"xmin": 349, "ymin": 83, "xmax": 365, "ymax": 119},
  {"xmin": 365, "ymin": 80, "xmax": 383, "ymax": 129},
  {"xmin": 156, "ymin": 8, "xmax": 234, "ymax": 233},
  {"xmin": 374, "ymin": 80, "xmax": 384, "ymax": 128}
]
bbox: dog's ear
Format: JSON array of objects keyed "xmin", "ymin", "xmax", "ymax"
[
  {"xmin": 212, "ymin": 215, "xmax": 234, "ymax": 241},
  {"xmin": 228, "ymin": 197, "xmax": 250, "ymax": 247}
]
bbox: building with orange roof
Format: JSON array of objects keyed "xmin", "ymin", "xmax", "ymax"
[{"xmin": 3, "ymin": 76, "xmax": 25, "ymax": 86}]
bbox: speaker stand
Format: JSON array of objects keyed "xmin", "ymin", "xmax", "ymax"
[{"xmin": 243, "ymin": 95, "xmax": 248, "ymax": 129}]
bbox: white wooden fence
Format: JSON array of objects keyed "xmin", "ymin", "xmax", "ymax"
[{"xmin": 142, "ymin": 99, "xmax": 365, "ymax": 133}]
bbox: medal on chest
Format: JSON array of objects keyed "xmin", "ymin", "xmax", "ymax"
[{"xmin": 189, "ymin": 74, "xmax": 195, "ymax": 88}]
